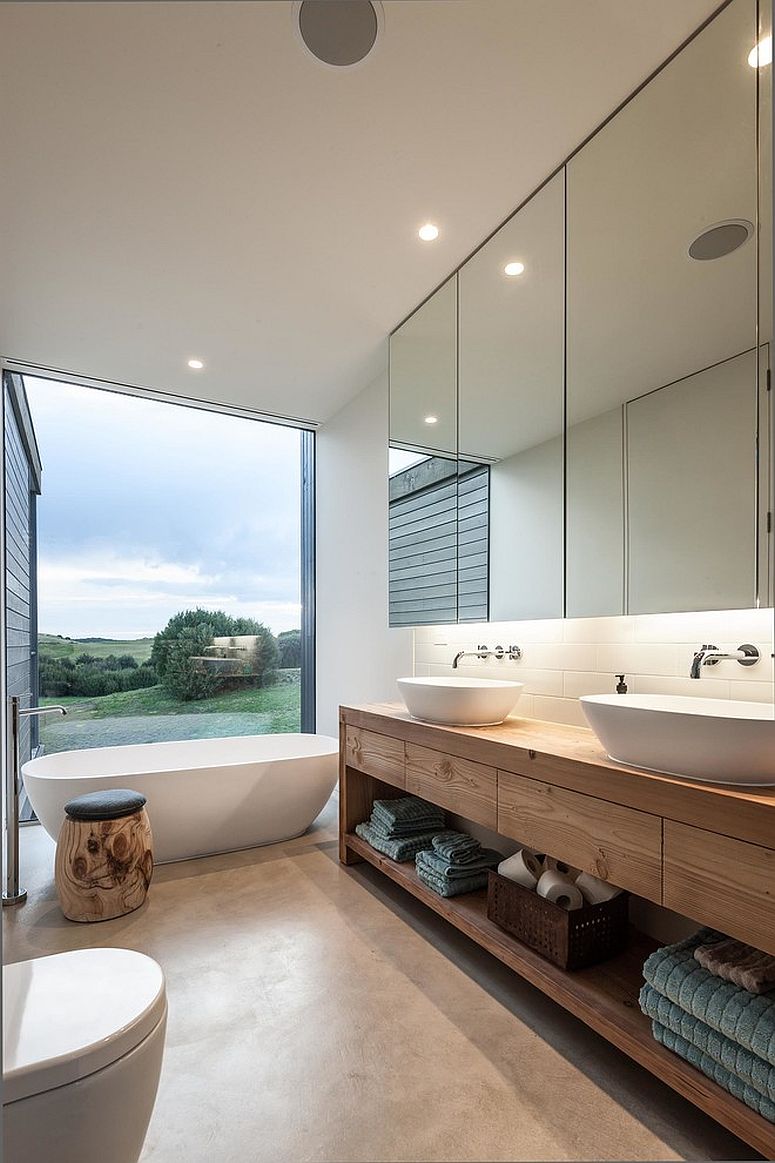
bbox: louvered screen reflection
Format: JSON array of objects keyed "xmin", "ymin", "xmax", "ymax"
[{"xmin": 389, "ymin": 459, "xmax": 489, "ymax": 626}]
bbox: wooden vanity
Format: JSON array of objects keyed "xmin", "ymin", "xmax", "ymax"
[{"xmin": 338, "ymin": 703, "xmax": 775, "ymax": 1156}]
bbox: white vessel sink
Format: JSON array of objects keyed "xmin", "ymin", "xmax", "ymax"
[
  {"xmin": 581, "ymin": 694, "xmax": 775, "ymax": 785},
  {"xmin": 397, "ymin": 676, "xmax": 524, "ymax": 726}
]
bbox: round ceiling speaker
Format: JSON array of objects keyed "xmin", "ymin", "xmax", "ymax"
[
  {"xmin": 297, "ymin": 1, "xmax": 379, "ymax": 67},
  {"xmin": 688, "ymin": 219, "xmax": 753, "ymax": 261}
]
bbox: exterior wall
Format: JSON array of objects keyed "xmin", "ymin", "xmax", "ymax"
[
  {"xmin": 4, "ymin": 373, "xmax": 41, "ymax": 769},
  {"xmin": 389, "ymin": 460, "xmax": 488, "ymax": 627}
]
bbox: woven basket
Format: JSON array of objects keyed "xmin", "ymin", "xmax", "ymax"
[{"xmin": 486, "ymin": 870, "xmax": 629, "ymax": 970}]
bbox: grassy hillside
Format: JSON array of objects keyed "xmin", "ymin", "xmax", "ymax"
[
  {"xmin": 39, "ymin": 634, "xmax": 154, "ymax": 663},
  {"xmin": 40, "ymin": 675, "xmax": 301, "ymax": 751}
]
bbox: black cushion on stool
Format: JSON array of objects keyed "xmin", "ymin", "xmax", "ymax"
[{"xmin": 64, "ymin": 789, "xmax": 147, "ymax": 822}]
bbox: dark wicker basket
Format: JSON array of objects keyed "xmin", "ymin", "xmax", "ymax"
[{"xmin": 486, "ymin": 870, "xmax": 629, "ymax": 970}]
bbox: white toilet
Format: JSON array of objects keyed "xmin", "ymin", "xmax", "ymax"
[{"xmin": 3, "ymin": 947, "xmax": 167, "ymax": 1163}]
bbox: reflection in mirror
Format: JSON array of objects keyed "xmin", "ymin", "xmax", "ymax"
[
  {"xmin": 458, "ymin": 171, "xmax": 564, "ymax": 620},
  {"xmin": 389, "ymin": 277, "xmax": 460, "ymax": 626},
  {"xmin": 388, "ymin": 449, "xmax": 461, "ymax": 626},
  {"xmin": 389, "ymin": 276, "xmax": 456, "ymax": 456},
  {"xmin": 759, "ymin": 0, "xmax": 773, "ymax": 604},
  {"xmin": 566, "ymin": 0, "xmax": 761, "ymax": 616}
]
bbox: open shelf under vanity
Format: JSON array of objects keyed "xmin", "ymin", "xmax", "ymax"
[{"xmin": 338, "ymin": 703, "xmax": 775, "ymax": 1159}]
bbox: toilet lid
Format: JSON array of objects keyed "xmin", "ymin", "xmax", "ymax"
[{"xmin": 3, "ymin": 948, "xmax": 166, "ymax": 1104}]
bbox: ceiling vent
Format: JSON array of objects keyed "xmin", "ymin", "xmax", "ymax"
[
  {"xmin": 297, "ymin": 1, "xmax": 380, "ymax": 68},
  {"xmin": 688, "ymin": 219, "xmax": 753, "ymax": 260}
]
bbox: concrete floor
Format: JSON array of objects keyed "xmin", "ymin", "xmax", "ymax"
[{"xmin": 4, "ymin": 801, "xmax": 758, "ymax": 1163}]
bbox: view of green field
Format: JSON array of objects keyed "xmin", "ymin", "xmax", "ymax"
[
  {"xmin": 38, "ymin": 628, "xmax": 301, "ymax": 754},
  {"xmin": 38, "ymin": 633, "xmax": 154, "ymax": 663}
]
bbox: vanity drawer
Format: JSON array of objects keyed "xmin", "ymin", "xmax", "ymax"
[
  {"xmin": 498, "ymin": 771, "xmax": 663, "ymax": 902},
  {"xmin": 344, "ymin": 727, "xmax": 405, "ymax": 787},
  {"xmin": 405, "ymin": 744, "xmax": 497, "ymax": 828},
  {"xmin": 664, "ymin": 821, "xmax": 775, "ymax": 955}
]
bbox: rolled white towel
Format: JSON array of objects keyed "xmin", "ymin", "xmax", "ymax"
[
  {"xmin": 576, "ymin": 870, "xmax": 622, "ymax": 904},
  {"xmin": 498, "ymin": 849, "xmax": 542, "ymax": 890},
  {"xmin": 536, "ymin": 869, "xmax": 584, "ymax": 910}
]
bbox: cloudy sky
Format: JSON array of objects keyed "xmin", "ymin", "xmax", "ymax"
[{"xmin": 26, "ymin": 378, "xmax": 302, "ymax": 640}]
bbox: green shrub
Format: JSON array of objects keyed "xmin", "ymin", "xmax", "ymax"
[
  {"xmin": 161, "ymin": 625, "xmax": 219, "ymax": 701},
  {"xmin": 152, "ymin": 609, "xmax": 278, "ymax": 701},
  {"xmin": 277, "ymin": 629, "xmax": 301, "ymax": 668}
]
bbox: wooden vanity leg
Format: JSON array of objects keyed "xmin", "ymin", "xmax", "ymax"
[{"xmin": 338, "ymin": 720, "xmax": 404, "ymax": 864}]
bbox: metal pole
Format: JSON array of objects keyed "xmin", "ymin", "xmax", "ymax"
[{"xmin": 3, "ymin": 695, "xmax": 26, "ymax": 906}]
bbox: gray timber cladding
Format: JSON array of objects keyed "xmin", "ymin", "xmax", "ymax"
[
  {"xmin": 4, "ymin": 372, "xmax": 42, "ymax": 769},
  {"xmin": 389, "ymin": 457, "xmax": 489, "ymax": 626}
]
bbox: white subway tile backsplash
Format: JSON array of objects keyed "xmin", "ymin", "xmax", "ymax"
[
  {"xmin": 562, "ymin": 616, "xmax": 636, "ymax": 644},
  {"xmin": 509, "ymin": 667, "xmax": 564, "ymax": 697},
  {"xmin": 732, "ymin": 680, "xmax": 775, "ymax": 702},
  {"xmin": 532, "ymin": 696, "xmax": 588, "ymax": 727},
  {"xmin": 520, "ymin": 643, "xmax": 597, "ymax": 671},
  {"xmin": 630, "ymin": 674, "xmax": 731, "ymax": 700},
  {"xmin": 633, "ymin": 607, "xmax": 773, "ymax": 643},
  {"xmin": 563, "ymin": 671, "xmax": 622, "ymax": 698},
  {"xmin": 596, "ymin": 643, "xmax": 681, "ymax": 677},
  {"xmin": 412, "ymin": 607, "xmax": 773, "ymax": 729}
]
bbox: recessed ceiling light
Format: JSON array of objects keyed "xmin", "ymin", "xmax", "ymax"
[
  {"xmin": 504, "ymin": 261, "xmax": 525, "ymax": 277},
  {"xmin": 748, "ymin": 34, "xmax": 772, "ymax": 67},
  {"xmin": 418, "ymin": 223, "xmax": 439, "ymax": 242},
  {"xmin": 187, "ymin": 358, "xmax": 204, "ymax": 370},
  {"xmin": 424, "ymin": 414, "xmax": 439, "ymax": 425}
]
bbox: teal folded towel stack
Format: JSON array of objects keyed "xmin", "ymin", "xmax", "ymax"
[
  {"xmin": 640, "ymin": 929, "xmax": 775, "ymax": 1123},
  {"xmin": 415, "ymin": 830, "xmax": 501, "ymax": 898},
  {"xmin": 355, "ymin": 796, "xmax": 446, "ymax": 862}
]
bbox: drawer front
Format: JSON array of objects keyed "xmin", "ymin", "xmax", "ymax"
[
  {"xmin": 405, "ymin": 744, "xmax": 497, "ymax": 828},
  {"xmin": 498, "ymin": 771, "xmax": 663, "ymax": 902},
  {"xmin": 344, "ymin": 727, "xmax": 405, "ymax": 787},
  {"xmin": 664, "ymin": 821, "xmax": 775, "ymax": 955}
]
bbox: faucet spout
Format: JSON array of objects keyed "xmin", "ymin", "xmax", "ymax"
[
  {"xmin": 18, "ymin": 705, "xmax": 67, "ymax": 717},
  {"xmin": 690, "ymin": 642, "xmax": 760, "ymax": 678}
]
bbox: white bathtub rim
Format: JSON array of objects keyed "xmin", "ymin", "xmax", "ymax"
[{"xmin": 22, "ymin": 732, "xmax": 339, "ymax": 781}]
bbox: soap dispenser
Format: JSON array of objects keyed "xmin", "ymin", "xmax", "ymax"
[{"xmin": 615, "ymin": 674, "xmax": 628, "ymax": 694}]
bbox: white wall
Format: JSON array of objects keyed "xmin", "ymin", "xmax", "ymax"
[{"xmin": 316, "ymin": 369, "xmax": 413, "ymax": 737}]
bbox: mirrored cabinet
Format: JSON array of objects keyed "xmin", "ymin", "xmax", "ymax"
[{"xmin": 389, "ymin": 0, "xmax": 770, "ymax": 626}]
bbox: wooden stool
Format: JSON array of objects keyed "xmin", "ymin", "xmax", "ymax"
[{"xmin": 55, "ymin": 789, "xmax": 154, "ymax": 922}]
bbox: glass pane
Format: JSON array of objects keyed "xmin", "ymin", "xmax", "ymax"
[
  {"xmin": 458, "ymin": 171, "xmax": 564, "ymax": 621},
  {"xmin": 26, "ymin": 377, "xmax": 303, "ymax": 758},
  {"xmin": 566, "ymin": 0, "xmax": 759, "ymax": 616}
]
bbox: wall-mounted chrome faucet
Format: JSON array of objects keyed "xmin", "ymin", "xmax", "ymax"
[
  {"xmin": 452, "ymin": 644, "xmax": 521, "ymax": 668},
  {"xmin": 689, "ymin": 643, "xmax": 760, "ymax": 679}
]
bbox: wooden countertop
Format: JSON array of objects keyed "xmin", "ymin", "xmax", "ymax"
[{"xmin": 340, "ymin": 702, "xmax": 775, "ymax": 849}]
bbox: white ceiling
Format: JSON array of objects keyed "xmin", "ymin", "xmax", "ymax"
[{"xmin": 0, "ymin": 0, "xmax": 722, "ymax": 424}]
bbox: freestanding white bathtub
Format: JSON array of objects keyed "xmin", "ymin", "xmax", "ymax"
[{"xmin": 22, "ymin": 734, "xmax": 339, "ymax": 863}]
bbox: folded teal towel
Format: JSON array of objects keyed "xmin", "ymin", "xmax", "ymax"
[
  {"xmin": 355, "ymin": 821, "xmax": 440, "ymax": 862},
  {"xmin": 431, "ymin": 831, "xmax": 482, "ymax": 861},
  {"xmin": 643, "ymin": 930, "xmax": 775, "ymax": 1067},
  {"xmin": 640, "ymin": 983, "xmax": 775, "ymax": 1103},
  {"xmin": 416, "ymin": 847, "xmax": 501, "ymax": 880},
  {"xmin": 652, "ymin": 1021, "xmax": 775, "ymax": 1123},
  {"xmin": 371, "ymin": 797, "xmax": 445, "ymax": 830},
  {"xmin": 368, "ymin": 817, "xmax": 444, "ymax": 840},
  {"xmin": 416, "ymin": 865, "xmax": 487, "ymax": 898}
]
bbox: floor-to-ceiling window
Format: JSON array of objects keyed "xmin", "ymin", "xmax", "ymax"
[{"xmin": 23, "ymin": 376, "xmax": 314, "ymax": 763}]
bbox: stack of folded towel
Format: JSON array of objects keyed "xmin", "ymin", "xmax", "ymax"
[
  {"xmin": 640, "ymin": 929, "xmax": 775, "ymax": 1122},
  {"xmin": 355, "ymin": 796, "xmax": 446, "ymax": 862},
  {"xmin": 415, "ymin": 830, "xmax": 501, "ymax": 898}
]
